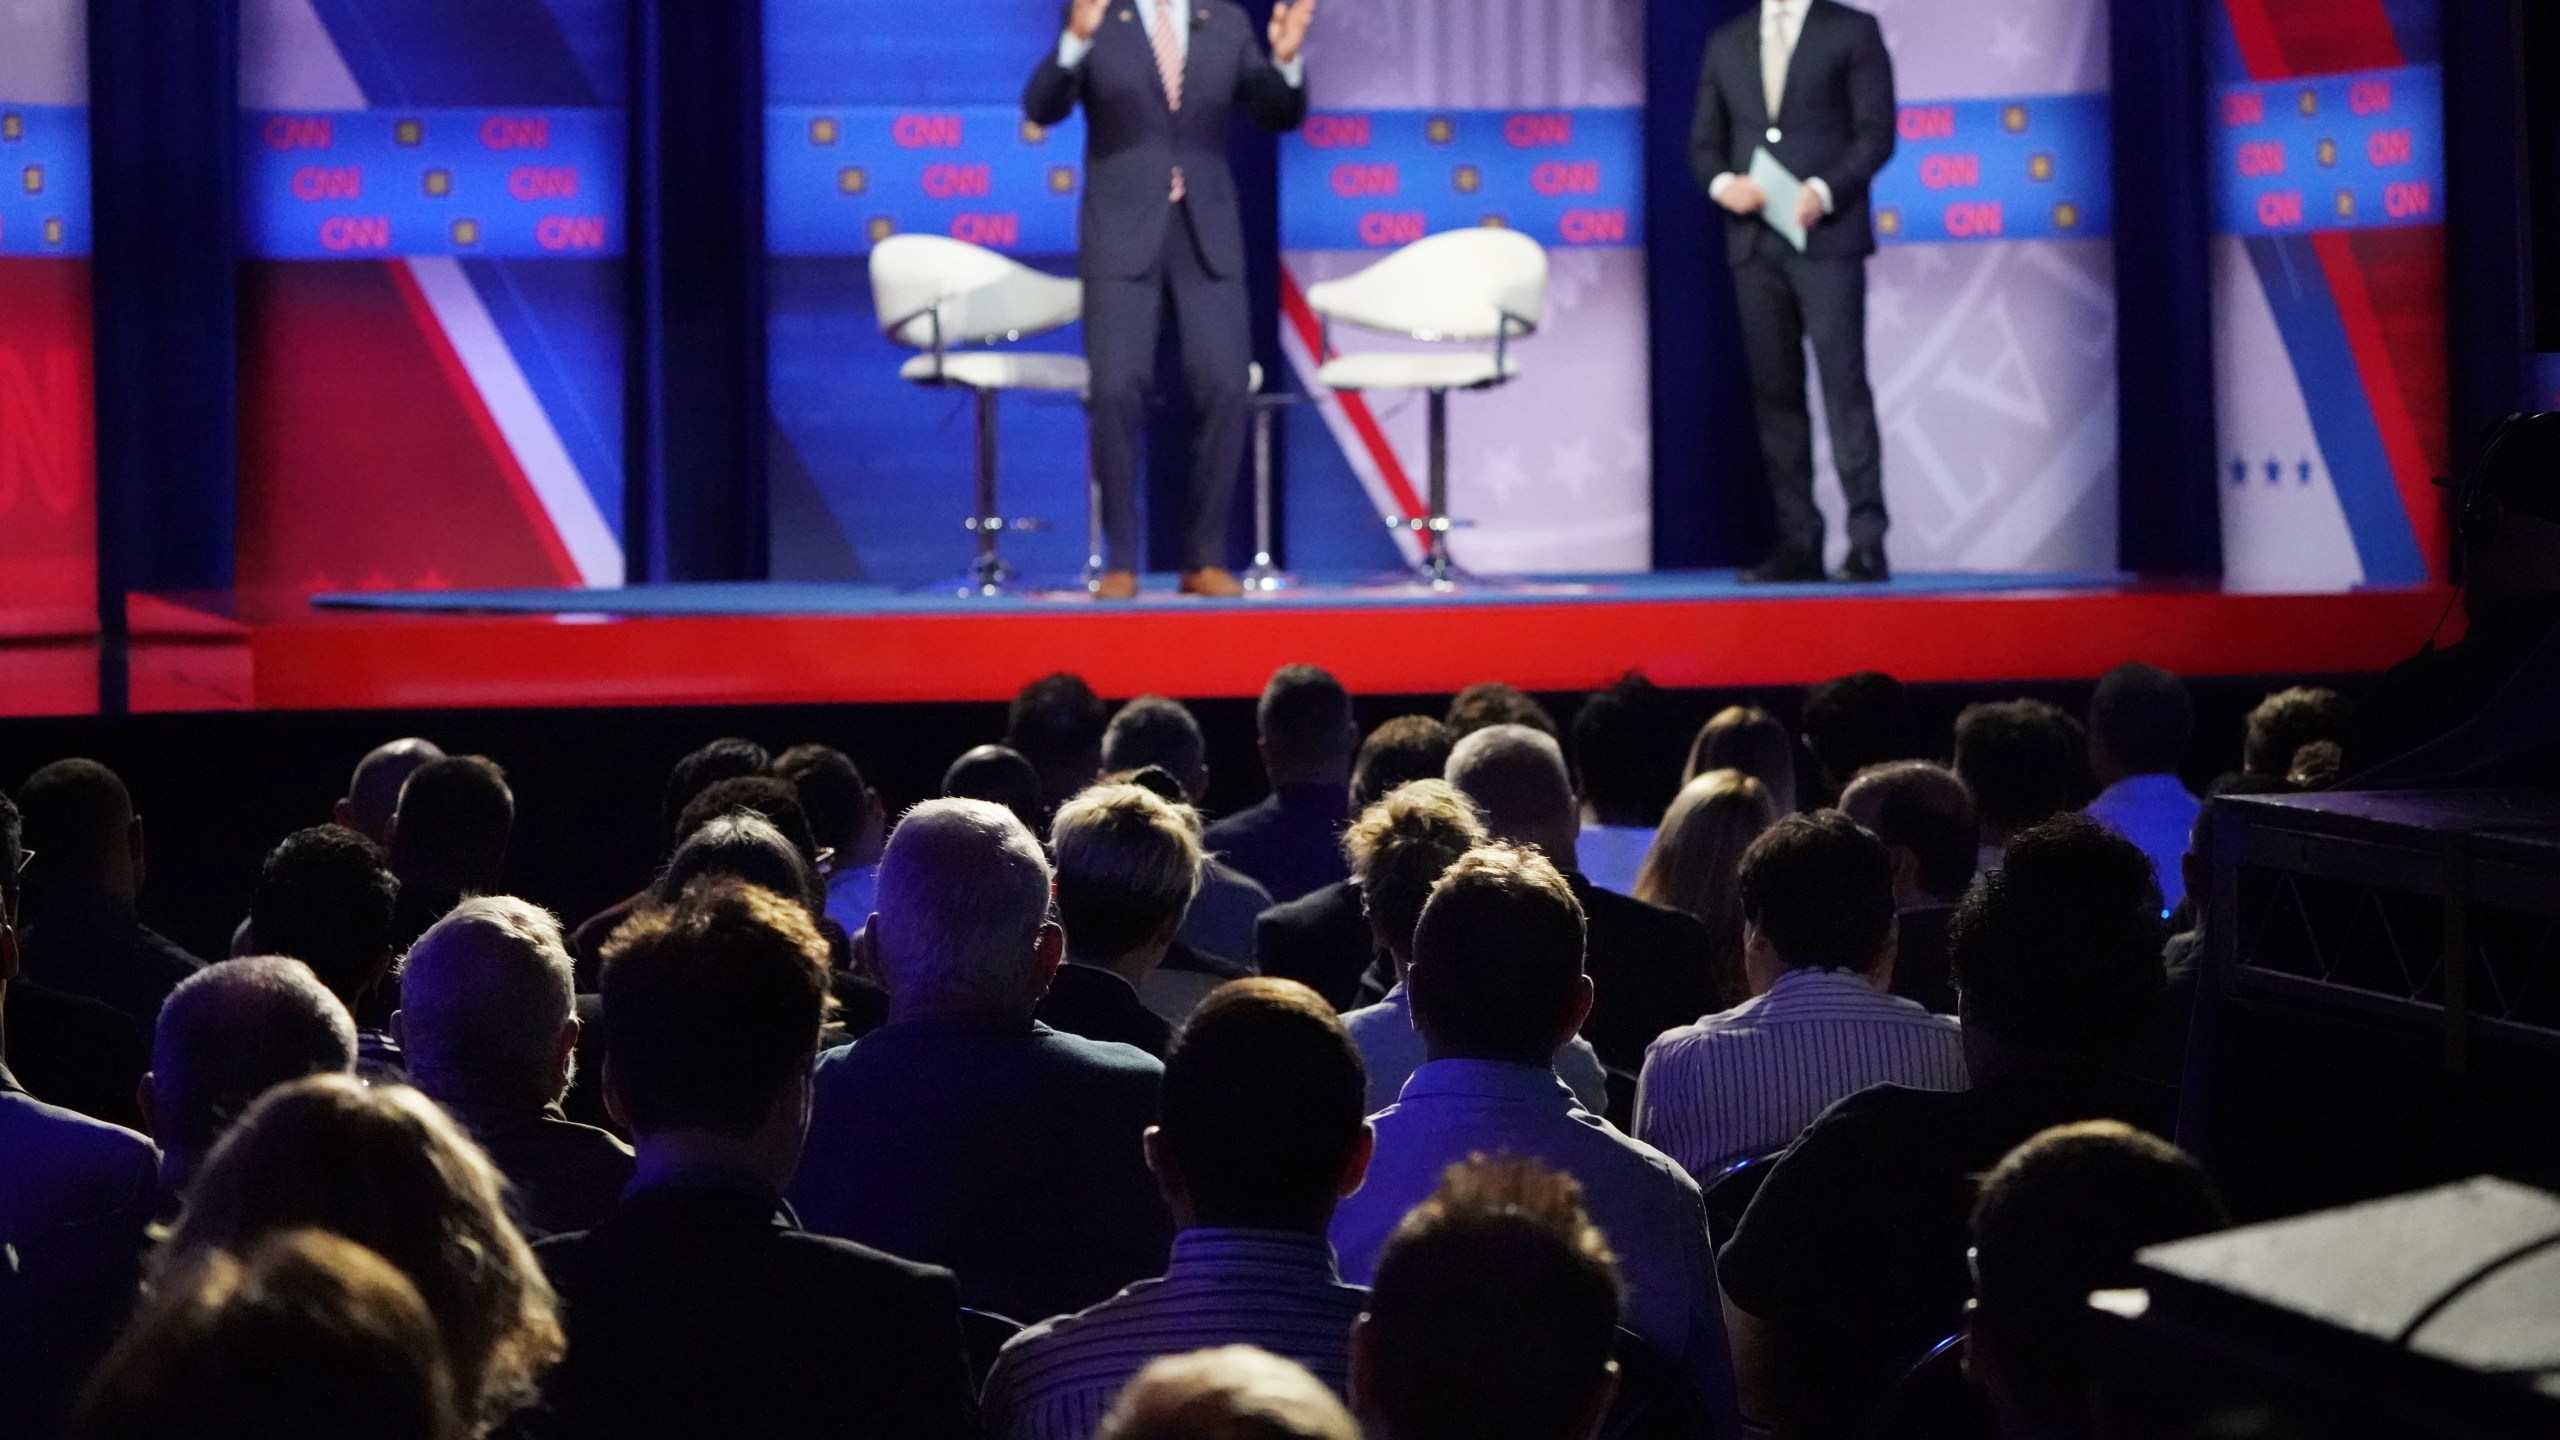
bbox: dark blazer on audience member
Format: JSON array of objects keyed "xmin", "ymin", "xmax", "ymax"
[
  {"xmin": 438, "ymin": 1096, "xmax": 635, "ymax": 1238},
  {"xmin": 788, "ymin": 1016, "xmax": 1171, "ymax": 1325},
  {"xmin": 1570, "ymin": 875, "xmax": 1718, "ymax": 1076},
  {"xmin": 1035, "ymin": 964, "xmax": 1174, "ymax": 1059},
  {"xmin": 1887, "ymin": 903, "xmax": 1959, "ymax": 1015},
  {"xmin": 20, "ymin": 916, "xmax": 204, "ymax": 1026},
  {"xmin": 530, "ymin": 1182, "xmax": 979, "ymax": 1440},
  {"xmin": 2, "ymin": 981, "xmax": 148, "ymax": 1130},
  {"xmin": 1252, "ymin": 879, "xmax": 1375, "ymax": 1012},
  {"xmin": 1203, "ymin": 784, "xmax": 1350, "ymax": 905}
]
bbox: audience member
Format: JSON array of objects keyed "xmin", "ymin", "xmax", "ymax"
[
  {"xmin": 1102, "ymin": 767, "xmax": 1257, "ymax": 1025},
  {"xmin": 1959, "ymin": 1123, "xmax": 2229, "ymax": 1440},
  {"xmin": 1631, "ymin": 770, "xmax": 1778, "ymax": 1011},
  {"xmin": 156, "ymin": 1075, "xmax": 563, "ymax": 1433},
  {"xmin": 1329, "ymin": 847, "xmax": 1732, "ymax": 1412},
  {"xmin": 1039, "ymin": 784, "xmax": 1204, "ymax": 1058},
  {"xmin": 659, "ymin": 794, "xmax": 825, "ymax": 913},
  {"xmin": 1096, "ymin": 1347, "xmax": 1359, "ymax": 1440},
  {"xmin": 14, "ymin": 759, "xmax": 204, "ymax": 1023},
  {"xmin": 1444, "ymin": 682, "xmax": 1556, "ymax": 738},
  {"xmin": 1683, "ymin": 706, "xmax": 1798, "ymax": 815},
  {"xmin": 1442, "ymin": 726, "xmax": 1712, "ymax": 1075},
  {"xmin": 1254, "ymin": 716, "xmax": 1453, "ymax": 1009},
  {"xmin": 1350, "ymin": 1157, "xmax": 1635, "ymax": 1440},
  {"xmin": 2083, "ymin": 663, "xmax": 2200, "ymax": 912},
  {"xmin": 569, "ymin": 738, "xmax": 769, "ymax": 971},
  {"xmin": 1636, "ymin": 814, "xmax": 1965, "ymax": 1179},
  {"xmin": 68, "ymin": 1230, "xmax": 463, "ymax": 1440},
  {"xmin": 1799, "ymin": 672, "xmax": 1909, "ymax": 804},
  {"xmin": 772, "ymin": 743, "xmax": 888, "ymax": 937},
  {"xmin": 396, "ymin": 898, "xmax": 632, "ymax": 1237},
  {"xmin": 246, "ymin": 825, "xmax": 400, "ymax": 1051},
  {"xmin": 1953, "ymin": 700, "xmax": 2088, "ymax": 870},
  {"xmin": 1010, "ymin": 672, "xmax": 1112, "ymax": 822},
  {"xmin": 944, "ymin": 743, "xmax": 1048, "ymax": 834},
  {"xmin": 385, "ymin": 755, "xmax": 515, "ymax": 952},
  {"xmin": 1105, "ymin": 696, "xmax": 1275, "ymax": 967},
  {"xmin": 790, "ymin": 799, "xmax": 1170, "ymax": 1323},
  {"xmin": 534, "ymin": 878, "xmax": 977, "ymax": 1440},
  {"xmin": 1207, "ymin": 666, "xmax": 1357, "ymax": 904},
  {"xmin": 985, "ymin": 981, "xmax": 1373, "ymax": 1439},
  {"xmin": 1836, "ymin": 761, "xmax": 1979, "ymax": 1013},
  {"xmin": 1337, "ymin": 782, "xmax": 1607, "ymax": 1113},
  {"xmin": 1718, "ymin": 814, "xmax": 2168, "ymax": 1440},
  {"xmin": 2243, "ymin": 685, "xmax": 2353, "ymax": 782},
  {"xmin": 674, "ymin": 776, "xmax": 824, "ymax": 875},
  {"xmin": 0, "ymin": 784, "xmax": 157, "ymax": 1250},
  {"xmin": 337, "ymin": 738, "xmax": 446, "ymax": 846},
  {"xmin": 1570, "ymin": 674, "xmax": 1682, "ymax": 895},
  {"xmin": 0, "ymin": 957, "xmax": 146, "ymax": 1130}
]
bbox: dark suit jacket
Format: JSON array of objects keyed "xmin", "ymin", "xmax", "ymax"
[
  {"xmin": 1036, "ymin": 963, "xmax": 1174, "ymax": 1058},
  {"xmin": 1690, "ymin": 0, "xmax": 1896, "ymax": 263},
  {"xmin": 2, "ymin": 982, "xmax": 147, "ymax": 1130},
  {"xmin": 529, "ymin": 1183, "xmax": 978, "ymax": 1440},
  {"xmin": 436, "ymin": 1096, "xmax": 635, "ymax": 1238},
  {"xmin": 1572, "ymin": 875, "xmax": 1718, "ymax": 1077},
  {"xmin": 1887, "ymin": 903, "xmax": 1958, "ymax": 1016},
  {"xmin": 1023, "ymin": 0, "xmax": 1308, "ymax": 280},
  {"xmin": 1203, "ymin": 784, "xmax": 1350, "ymax": 905},
  {"xmin": 1254, "ymin": 879, "xmax": 1375, "ymax": 1012}
]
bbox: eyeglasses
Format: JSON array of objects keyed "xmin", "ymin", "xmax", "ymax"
[{"xmin": 9, "ymin": 846, "xmax": 29, "ymax": 881}]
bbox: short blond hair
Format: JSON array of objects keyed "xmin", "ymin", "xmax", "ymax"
[
  {"xmin": 1344, "ymin": 780, "xmax": 1487, "ymax": 959},
  {"xmin": 1052, "ymin": 783, "xmax": 1205, "ymax": 961},
  {"xmin": 1097, "ymin": 1346, "xmax": 1358, "ymax": 1440}
]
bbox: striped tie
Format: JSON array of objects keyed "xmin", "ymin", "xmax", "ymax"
[{"xmin": 1153, "ymin": 0, "xmax": 1186, "ymax": 202}]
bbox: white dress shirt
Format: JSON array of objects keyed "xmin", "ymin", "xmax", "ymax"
[
  {"xmin": 1057, "ymin": 4, "xmax": 1306, "ymax": 89},
  {"xmin": 2084, "ymin": 772, "xmax": 2202, "ymax": 913},
  {"xmin": 1342, "ymin": 983, "xmax": 1610, "ymax": 1115},
  {"xmin": 1707, "ymin": 0, "xmax": 1834, "ymax": 214},
  {"xmin": 1635, "ymin": 966, "xmax": 1966, "ymax": 1179}
]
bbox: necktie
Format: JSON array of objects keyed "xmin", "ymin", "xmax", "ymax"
[
  {"xmin": 1154, "ymin": 0, "xmax": 1186, "ymax": 202},
  {"xmin": 1762, "ymin": 4, "xmax": 1793, "ymax": 122}
]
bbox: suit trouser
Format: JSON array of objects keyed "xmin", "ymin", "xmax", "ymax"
[
  {"xmin": 1084, "ymin": 203, "xmax": 1252, "ymax": 572},
  {"xmin": 1731, "ymin": 235, "xmax": 1887, "ymax": 556}
]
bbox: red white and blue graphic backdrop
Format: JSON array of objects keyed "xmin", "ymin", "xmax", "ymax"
[
  {"xmin": 235, "ymin": 0, "xmax": 627, "ymax": 595},
  {"xmin": 2209, "ymin": 0, "xmax": 2445, "ymax": 593},
  {"xmin": 0, "ymin": 0, "xmax": 96, "ymax": 637}
]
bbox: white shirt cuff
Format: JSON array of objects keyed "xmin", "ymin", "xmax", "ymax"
[
  {"xmin": 1275, "ymin": 54, "xmax": 1305, "ymax": 87},
  {"xmin": 1057, "ymin": 32, "xmax": 1093, "ymax": 68},
  {"xmin": 1707, "ymin": 171, "xmax": 1738, "ymax": 201},
  {"xmin": 1806, "ymin": 176, "xmax": 1834, "ymax": 213}
]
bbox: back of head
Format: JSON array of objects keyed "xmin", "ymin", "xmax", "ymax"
[
  {"xmin": 1104, "ymin": 695, "xmax": 1210, "ymax": 799},
  {"xmin": 1258, "ymin": 665, "xmax": 1355, "ymax": 778},
  {"xmin": 1051, "ymin": 783, "xmax": 1205, "ymax": 963},
  {"xmin": 942, "ymin": 743, "xmax": 1047, "ymax": 834},
  {"xmin": 1353, "ymin": 715, "xmax": 1458, "ymax": 810},
  {"xmin": 1954, "ymin": 700, "xmax": 2089, "ymax": 837},
  {"xmin": 249, "ymin": 825, "xmax": 400, "ymax": 1008},
  {"xmin": 73, "ymin": 1230, "xmax": 463, "ymax": 1440},
  {"xmin": 1345, "ymin": 780, "xmax": 1488, "ymax": 959},
  {"xmin": 1408, "ymin": 844, "xmax": 1586, "ymax": 1062},
  {"xmin": 1953, "ymin": 814, "xmax": 2166, "ymax": 1060},
  {"xmin": 1359, "ymin": 1156, "xmax": 1622, "ymax": 1440},
  {"xmin": 1837, "ymin": 760, "xmax": 1980, "ymax": 903},
  {"xmin": 390, "ymin": 756, "xmax": 515, "ymax": 894},
  {"xmin": 1684, "ymin": 706, "xmax": 1797, "ymax": 814},
  {"xmin": 17, "ymin": 758, "xmax": 135, "ymax": 906},
  {"xmin": 1801, "ymin": 671, "xmax": 1909, "ymax": 792},
  {"xmin": 873, "ymin": 798, "xmax": 1055, "ymax": 1016},
  {"xmin": 662, "ymin": 738, "xmax": 771, "ymax": 844},
  {"xmin": 1162, "ymin": 979, "xmax": 1367, "ymax": 1231},
  {"xmin": 1633, "ymin": 769, "xmax": 1777, "ymax": 946},
  {"xmin": 656, "ymin": 810, "xmax": 823, "ymax": 916},
  {"xmin": 600, "ymin": 877, "xmax": 831, "ymax": 1137},
  {"xmin": 2243, "ymin": 686, "xmax": 2353, "ymax": 779},
  {"xmin": 1443, "ymin": 725, "xmax": 1577, "ymax": 851},
  {"xmin": 771, "ymin": 744, "xmax": 867, "ymax": 853},
  {"xmin": 164, "ymin": 1075, "xmax": 561, "ymax": 1430},
  {"xmin": 1100, "ymin": 1347, "xmax": 1360, "ymax": 1440},
  {"xmin": 1009, "ymin": 672, "xmax": 1110, "ymax": 803},
  {"xmin": 2089, "ymin": 663, "xmax": 2194, "ymax": 779},
  {"xmin": 1444, "ymin": 682, "xmax": 1555, "ymax": 738},
  {"xmin": 151, "ymin": 957, "xmax": 359, "ymax": 1172},
  {"xmin": 676, "ymin": 775, "xmax": 820, "ymax": 866},
  {"xmin": 1738, "ymin": 813, "xmax": 1896, "ymax": 973},
  {"xmin": 1970, "ymin": 1122, "xmax": 2229, "ymax": 1433},
  {"xmin": 344, "ymin": 739, "xmax": 446, "ymax": 845},
  {"xmin": 1570, "ymin": 673, "xmax": 1679, "ymax": 827},
  {"xmin": 398, "ymin": 898, "xmax": 576, "ymax": 1108}
]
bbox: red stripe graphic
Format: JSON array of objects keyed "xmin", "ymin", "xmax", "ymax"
[
  {"xmin": 1279, "ymin": 266, "xmax": 1427, "ymax": 523},
  {"xmin": 2311, "ymin": 229, "xmax": 2446, "ymax": 577}
]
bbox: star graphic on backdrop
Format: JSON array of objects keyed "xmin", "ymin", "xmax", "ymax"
[
  {"xmin": 2297, "ymin": 456, "xmax": 2315, "ymax": 486},
  {"xmin": 1871, "ymin": 281, "xmax": 1909, "ymax": 330},
  {"xmin": 1476, "ymin": 445, "xmax": 1529, "ymax": 505},
  {"xmin": 1550, "ymin": 439, "xmax": 1602, "ymax": 499},
  {"xmin": 2229, "ymin": 457, "xmax": 2249, "ymax": 487},
  {"xmin": 2264, "ymin": 455, "xmax": 2283, "ymax": 485},
  {"xmin": 1988, "ymin": 16, "xmax": 2038, "ymax": 72}
]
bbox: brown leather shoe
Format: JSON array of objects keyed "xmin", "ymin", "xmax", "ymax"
[
  {"xmin": 1179, "ymin": 567, "xmax": 1244, "ymax": 598},
  {"xmin": 1093, "ymin": 570, "xmax": 1139, "ymax": 601}
]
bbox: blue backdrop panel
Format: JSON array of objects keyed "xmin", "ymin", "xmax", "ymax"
[
  {"xmin": 1870, "ymin": 92, "xmax": 2113, "ymax": 245},
  {"xmin": 0, "ymin": 104, "xmax": 90, "ymax": 255},
  {"xmin": 2210, "ymin": 65, "xmax": 2443, "ymax": 237},
  {"xmin": 239, "ymin": 107, "xmax": 622, "ymax": 258},
  {"xmin": 1279, "ymin": 108, "xmax": 1643, "ymax": 251},
  {"xmin": 767, "ymin": 105, "xmax": 1086, "ymax": 256}
]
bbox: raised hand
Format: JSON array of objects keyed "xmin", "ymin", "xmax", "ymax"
[
  {"xmin": 1068, "ymin": 0, "xmax": 1112, "ymax": 42},
  {"xmin": 1268, "ymin": 0, "xmax": 1316, "ymax": 64}
]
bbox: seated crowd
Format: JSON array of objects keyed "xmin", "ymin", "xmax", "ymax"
[{"xmin": 0, "ymin": 662, "xmax": 2352, "ymax": 1439}]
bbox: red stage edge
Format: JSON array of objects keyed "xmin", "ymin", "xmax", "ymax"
[{"xmin": 0, "ymin": 582, "xmax": 2448, "ymax": 715}]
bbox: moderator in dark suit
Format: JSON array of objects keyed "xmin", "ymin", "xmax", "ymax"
[
  {"xmin": 1691, "ymin": 0, "xmax": 1897, "ymax": 579},
  {"xmin": 1023, "ymin": 2, "xmax": 1310, "ymax": 578},
  {"xmin": 530, "ymin": 1182, "xmax": 979, "ymax": 1440},
  {"xmin": 1253, "ymin": 878, "xmax": 1375, "ymax": 1012}
]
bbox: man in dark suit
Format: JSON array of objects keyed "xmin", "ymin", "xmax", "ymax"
[
  {"xmin": 1257, "ymin": 716, "xmax": 1456, "ymax": 1010},
  {"xmin": 534, "ymin": 878, "xmax": 977, "ymax": 1440},
  {"xmin": 1691, "ymin": 0, "xmax": 1896, "ymax": 584},
  {"xmin": 1025, "ymin": 0, "xmax": 1316, "ymax": 600}
]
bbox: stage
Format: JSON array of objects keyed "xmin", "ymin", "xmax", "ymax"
[{"xmin": 1, "ymin": 571, "xmax": 2457, "ymax": 716}]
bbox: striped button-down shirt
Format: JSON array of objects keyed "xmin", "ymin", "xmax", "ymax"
[
  {"xmin": 1634, "ymin": 967, "xmax": 1967, "ymax": 1179},
  {"xmin": 981, "ymin": 1228, "xmax": 1367, "ymax": 1440}
]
